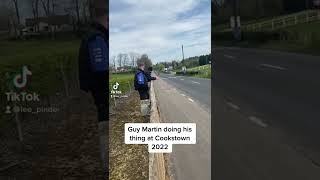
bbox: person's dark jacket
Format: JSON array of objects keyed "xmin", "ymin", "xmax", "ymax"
[{"xmin": 145, "ymin": 70, "xmax": 156, "ymax": 82}]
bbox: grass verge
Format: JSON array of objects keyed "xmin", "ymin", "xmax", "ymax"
[
  {"xmin": 109, "ymin": 92, "xmax": 148, "ymax": 180},
  {"xmin": 174, "ymin": 65, "xmax": 211, "ymax": 79}
]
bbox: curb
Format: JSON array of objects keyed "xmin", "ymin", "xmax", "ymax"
[{"xmin": 149, "ymin": 81, "xmax": 167, "ymax": 180}]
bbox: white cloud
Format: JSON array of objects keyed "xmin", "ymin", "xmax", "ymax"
[{"xmin": 110, "ymin": 0, "xmax": 211, "ymax": 63}]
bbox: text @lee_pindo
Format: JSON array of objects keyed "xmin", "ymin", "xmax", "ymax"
[
  {"xmin": 4, "ymin": 66, "xmax": 59, "ymax": 114},
  {"xmin": 125, "ymin": 123, "xmax": 196, "ymax": 153}
]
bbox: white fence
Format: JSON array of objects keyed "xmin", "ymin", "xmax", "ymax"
[{"xmin": 243, "ymin": 10, "xmax": 320, "ymax": 32}]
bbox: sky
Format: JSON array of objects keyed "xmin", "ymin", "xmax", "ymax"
[{"xmin": 109, "ymin": 0, "xmax": 211, "ymax": 63}]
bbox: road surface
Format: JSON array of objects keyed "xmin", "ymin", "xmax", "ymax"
[
  {"xmin": 154, "ymin": 74, "xmax": 211, "ymax": 180},
  {"xmin": 214, "ymin": 47, "xmax": 320, "ymax": 180}
]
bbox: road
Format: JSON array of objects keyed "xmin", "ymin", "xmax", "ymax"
[
  {"xmin": 153, "ymin": 73, "xmax": 211, "ymax": 180},
  {"xmin": 214, "ymin": 47, "xmax": 320, "ymax": 180}
]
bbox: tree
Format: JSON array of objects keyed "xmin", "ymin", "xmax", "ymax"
[
  {"xmin": 11, "ymin": 0, "xmax": 21, "ymax": 37},
  {"xmin": 199, "ymin": 56, "xmax": 203, "ymax": 66},
  {"xmin": 40, "ymin": 0, "xmax": 50, "ymax": 16},
  {"xmin": 110, "ymin": 55, "xmax": 116, "ymax": 69},
  {"xmin": 117, "ymin": 53, "xmax": 125, "ymax": 67},
  {"xmin": 122, "ymin": 53, "xmax": 130, "ymax": 67},
  {"xmin": 172, "ymin": 60, "xmax": 178, "ymax": 69},
  {"xmin": 11, "ymin": 0, "xmax": 20, "ymax": 25},
  {"xmin": 81, "ymin": 0, "xmax": 90, "ymax": 23},
  {"xmin": 137, "ymin": 54, "xmax": 152, "ymax": 69},
  {"xmin": 159, "ymin": 64, "xmax": 165, "ymax": 71},
  {"xmin": 30, "ymin": 0, "xmax": 40, "ymax": 32},
  {"xmin": 0, "ymin": 3, "xmax": 15, "ymax": 37},
  {"xmin": 74, "ymin": 0, "xmax": 80, "ymax": 25},
  {"xmin": 129, "ymin": 52, "xmax": 140, "ymax": 67}
]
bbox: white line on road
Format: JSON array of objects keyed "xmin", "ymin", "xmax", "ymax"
[
  {"xmin": 180, "ymin": 79, "xmax": 184, "ymax": 81},
  {"xmin": 248, "ymin": 116, "xmax": 268, "ymax": 128},
  {"xmin": 224, "ymin": 54, "xmax": 236, "ymax": 59},
  {"xmin": 260, "ymin": 64, "xmax": 287, "ymax": 70},
  {"xmin": 188, "ymin": 98, "xmax": 194, "ymax": 102},
  {"xmin": 191, "ymin": 81, "xmax": 200, "ymax": 84},
  {"xmin": 226, "ymin": 102, "xmax": 240, "ymax": 110}
]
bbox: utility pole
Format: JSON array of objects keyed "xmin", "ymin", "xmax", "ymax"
[{"xmin": 181, "ymin": 45, "xmax": 185, "ymax": 62}]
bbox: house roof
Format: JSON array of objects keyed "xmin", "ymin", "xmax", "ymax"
[{"xmin": 25, "ymin": 15, "xmax": 72, "ymax": 26}]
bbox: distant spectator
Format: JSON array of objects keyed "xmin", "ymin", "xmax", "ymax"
[{"xmin": 146, "ymin": 66, "xmax": 156, "ymax": 82}]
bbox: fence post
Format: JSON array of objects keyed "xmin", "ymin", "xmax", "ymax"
[
  {"xmin": 14, "ymin": 101, "xmax": 23, "ymax": 142},
  {"xmin": 9, "ymin": 85, "xmax": 23, "ymax": 142}
]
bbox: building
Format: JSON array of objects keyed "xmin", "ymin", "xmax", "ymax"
[{"xmin": 24, "ymin": 15, "xmax": 73, "ymax": 35}]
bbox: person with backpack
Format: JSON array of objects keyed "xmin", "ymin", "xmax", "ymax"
[
  {"xmin": 78, "ymin": 0, "xmax": 108, "ymax": 178},
  {"xmin": 134, "ymin": 62, "xmax": 158, "ymax": 100}
]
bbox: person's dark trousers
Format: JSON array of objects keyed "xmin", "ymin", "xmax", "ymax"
[
  {"xmin": 91, "ymin": 88, "xmax": 108, "ymax": 122},
  {"xmin": 90, "ymin": 88, "xmax": 109, "ymax": 179},
  {"xmin": 138, "ymin": 90, "xmax": 150, "ymax": 100}
]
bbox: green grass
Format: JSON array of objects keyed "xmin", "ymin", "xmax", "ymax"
[
  {"xmin": 174, "ymin": 64, "xmax": 212, "ymax": 79},
  {"xmin": 283, "ymin": 21, "xmax": 320, "ymax": 34},
  {"xmin": 0, "ymin": 40, "xmax": 79, "ymax": 95},
  {"xmin": 109, "ymin": 73, "xmax": 135, "ymax": 96},
  {"xmin": 261, "ymin": 21, "xmax": 320, "ymax": 54},
  {"xmin": 0, "ymin": 40, "xmax": 79, "ymax": 126},
  {"xmin": 188, "ymin": 65, "xmax": 212, "ymax": 78}
]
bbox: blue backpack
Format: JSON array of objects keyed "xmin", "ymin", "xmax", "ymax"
[{"xmin": 134, "ymin": 71, "xmax": 147, "ymax": 90}]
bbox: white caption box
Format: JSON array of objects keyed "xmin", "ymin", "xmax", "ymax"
[{"xmin": 125, "ymin": 123, "xmax": 196, "ymax": 153}]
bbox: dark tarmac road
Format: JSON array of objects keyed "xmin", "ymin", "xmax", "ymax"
[{"xmin": 213, "ymin": 47, "xmax": 320, "ymax": 180}]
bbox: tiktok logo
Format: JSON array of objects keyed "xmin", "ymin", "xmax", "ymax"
[
  {"xmin": 13, "ymin": 66, "xmax": 32, "ymax": 88},
  {"xmin": 113, "ymin": 82, "xmax": 119, "ymax": 90}
]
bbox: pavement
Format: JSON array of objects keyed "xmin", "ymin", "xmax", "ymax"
[
  {"xmin": 153, "ymin": 74, "xmax": 211, "ymax": 180},
  {"xmin": 213, "ymin": 47, "xmax": 320, "ymax": 180}
]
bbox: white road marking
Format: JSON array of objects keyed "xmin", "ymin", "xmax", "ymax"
[
  {"xmin": 188, "ymin": 98, "xmax": 194, "ymax": 102},
  {"xmin": 260, "ymin": 64, "xmax": 287, "ymax": 70},
  {"xmin": 224, "ymin": 54, "xmax": 236, "ymax": 59},
  {"xmin": 180, "ymin": 79, "xmax": 184, "ymax": 81},
  {"xmin": 248, "ymin": 116, "xmax": 268, "ymax": 128},
  {"xmin": 191, "ymin": 81, "xmax": 200, "ymax": 84},
  {"xmin": 226, "ymin": 102, "xmax": 240, "ymax": 110}
]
